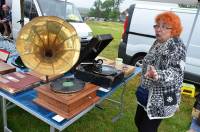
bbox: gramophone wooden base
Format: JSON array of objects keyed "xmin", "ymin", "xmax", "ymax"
[{"xmin": 34, "ymin": 83, "xmax": 100, "ymax": 119}]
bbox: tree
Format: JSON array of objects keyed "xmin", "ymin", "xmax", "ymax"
[
  {"xmin": 101, "ymin": 0, "xmax": 113, "ymax": 20},
  {"xmin": 114, "ymin": 0, "xmax": 124, "ymax": 8},
  {"xmin": 89, "ymin": 0, "xmax": 124, "ymax": 21},
  {"xmin": 89, "ymin": 0, "xmax": 102, "ymax": 17},
  {"xmin": 109, "ymin": 7, "xmax": 120, "ymax": 21},
  {"xmin": 89, "ymin": 8, "xmax": 96, "ymax": 17},
  {"xmin": 179, "ymin": 4, "xmax": 199, "ymax": 8}
]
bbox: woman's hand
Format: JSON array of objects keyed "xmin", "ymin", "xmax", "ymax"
[{"xmin": 145, "ymin": 65, "xmax": 159, "ymax": 80}]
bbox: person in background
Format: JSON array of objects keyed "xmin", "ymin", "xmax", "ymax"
[
  {"xmin": 0, "ymin": 0, "xmax": 5, "ymax": 7},
  {"xmin": 134, "ymin": 11, "xmax": 186, "ymax": 132},
  {"xmin": 0, "ymin": 5, "xmax": 4, "ymax": 35},
  {"xmin": 0, "ymin": 4, "xmax": 11, "ymax": 36}
]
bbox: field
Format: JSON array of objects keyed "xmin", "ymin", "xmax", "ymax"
[{"xmin": 0, "ymin": 21, "xmax": 196, "ymax": 132}]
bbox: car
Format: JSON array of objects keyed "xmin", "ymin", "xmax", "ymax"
[{"xmin": 11, "ymin": 0, "xmax": 93, "ymax": 45}]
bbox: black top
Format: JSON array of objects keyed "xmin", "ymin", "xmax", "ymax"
[{"xmin": 0, "ymin": 8, "xmax": 3, "ymax": 19}]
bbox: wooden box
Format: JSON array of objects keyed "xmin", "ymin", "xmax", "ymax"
[
  {"xmin": 34, "ymin": 83, "xmax": 100, "ymax": 119},
  {"xmin": 117, "ymin": 64, "xmax": 135, "ymax": 77},
  {"xmin": 0, "ymin": 72, "xmax": 41, "ymax": 94},
  {"xmin": 0, "ymin": 62, "xmax": 16, "ymax": 75},
  {"xmin": 192, "ymin": 108, "xmax": 200, "ymax": 118},
  {"xmin": 105, "ymin": 63, "xmax": 135, "ymax": 77}
]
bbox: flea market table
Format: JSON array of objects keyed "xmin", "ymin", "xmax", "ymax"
[{"xmin": 0, "ymin": 67, "xmax": 141, "ymax": 132}]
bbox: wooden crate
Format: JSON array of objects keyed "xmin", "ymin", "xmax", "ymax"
[
  {"xmin": 34, "ymin": 83, "xmax": 100, "ymax": 119},
  {"xmin": 0, "ymin": 72, "xmax": 41, "ymax": 94},
  {"xmin": 192, "ymin": 108, "xmax": 200, "ymax": 118},
  {"xmin": 0, "ymin": 62, "xmax": 16, "ymax": 75},
  {"xmin": 118, "ymin": 64, "xmax": 135, "ymax": 77}
]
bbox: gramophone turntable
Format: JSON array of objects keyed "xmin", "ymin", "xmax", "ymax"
[
  {"xmin": 76, "ymin": 63, "xmax": 124, "ymax": 88},
  {"xmin": 74, "ymin": 34, "xmax": 124, "ymax": 88},
  {"xmin": 50, "ymin": 77, "xmax": 85, "ymax": 93},
  {"xmin": 79, "ymin": 59, "xmax": 117, "ymax": 76},
  {"xmin": 16, "ymin": 16, "xmax": 100, "ymax": 118}
]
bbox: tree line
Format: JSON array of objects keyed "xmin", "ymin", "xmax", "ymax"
[{"xmin": 89, "ymin": 0, "xmax": 124, "ymax": 21}]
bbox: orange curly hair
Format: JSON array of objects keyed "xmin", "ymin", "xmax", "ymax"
[{"xmin": 155, "ymin": 11, "xmax": 182, "ymax": 37}]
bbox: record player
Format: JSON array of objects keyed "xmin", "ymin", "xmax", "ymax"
[
  {"xmin": 16, "ymin": 16, "xmax": 100, "ymax": 118},
  {"xmin": 74, "ymin": 34, "xmax": 124, "ymax": 88},
  {"xmin": 75, "ymin": 63, "xmax": 124, "ymax": 88}
]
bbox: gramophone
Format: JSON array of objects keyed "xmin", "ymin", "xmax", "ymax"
[
  {"xmin": 74, "ymin": 34, "xmax": 125, "ymax": 88},
  {"xmin": 16, "ymin": 16, "xmax": 100, "ymax": 118},
  {"xmin": 16, "ymin": 16, "xmax": 83, "ymax": 93}
]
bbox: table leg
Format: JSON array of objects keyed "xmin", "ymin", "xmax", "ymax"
[
  {"xmin": 50, "ymin": 126, "xmax": 56, "ymax": 132},
  {"xmin": 112, "ymin": 82, "xmax": 126, "ymax": 122},
  {"xmin": 2, "ymin": 97, "xmax": 12, "ymax": 132},
  {"xmin": 0, "ymin": 96, "xmax": 2, "ymax": 113}
]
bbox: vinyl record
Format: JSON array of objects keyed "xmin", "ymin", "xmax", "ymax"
[{"xmin": 50, "ymin": 77, "xmax": 85, "ymax": 93}]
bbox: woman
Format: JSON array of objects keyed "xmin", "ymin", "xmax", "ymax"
[{"xmin": 134, "ymin": 11, "xmax": 186, "ymax": 132}]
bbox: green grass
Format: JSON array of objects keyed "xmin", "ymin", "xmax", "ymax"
[{"xmin": 0, "ymin": 21, "xmax": 196, "ymax": 132}]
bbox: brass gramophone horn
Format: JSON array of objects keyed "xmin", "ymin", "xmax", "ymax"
[{"xmin": 16, "ymin": 16, "xmax": 81, "ymax": 75}]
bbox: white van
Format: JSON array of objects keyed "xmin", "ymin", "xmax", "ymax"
[
  {"xmin": 118, "ymin": 2, "xmax": 200, "ymax": 84},
  {"xmin": 11, "ymin": 0, "xmax": 93, "ymax": 45}
]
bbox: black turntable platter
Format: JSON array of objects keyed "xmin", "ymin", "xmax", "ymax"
[
  {"xmin": 92, "ymin": 65, "xmax": 117, "ymax": 76},
  {"xmin": 50, "ymin": 78, "xmax": 85, "ymax": 93}
]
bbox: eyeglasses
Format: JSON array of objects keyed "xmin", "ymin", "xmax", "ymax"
[{"xmin": 153, "ymin": 25, "xmax": 172, "ymax": 30}]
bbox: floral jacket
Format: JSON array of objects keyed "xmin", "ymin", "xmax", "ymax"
[{"xmin": 140, "ymin": 37, "xmax": 186, "ymax": 119}]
